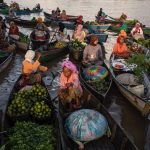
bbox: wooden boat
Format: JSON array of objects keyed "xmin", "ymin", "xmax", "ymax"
[
  {"xmin": 55, "ymin": 83, "xmax": 138, "ymax": 150},
  {"xmin": 44, "ymin": 11, "xmax": 78, "ymax": 22},
  {"xmin": 0, "ymin": 75, "xmax": 61, "ymax": 150},
  {"xmin": 0, "ymin": 51, "xmax": 13, "ymax": 74},
  {"xmin": 0, "ymin": 3, "xmax": 8, "ymax": 9},
  {"xmin": 0, "ymin": 8, "xmax": 42, "ymax": 15},
  {"xmin": 29, "ymin": 30, "xmax": 69, "ymax": 62},
  {"xmin": 5, "ymin": 16, "xmax": 51, "ymax": 28},
  {"xmin": 109, "ymin": 41, "xmax": 150, "ymax": 117},
  {"xmin": 79, "ymin": 64, "xmax": 112, "ymax": 103}
]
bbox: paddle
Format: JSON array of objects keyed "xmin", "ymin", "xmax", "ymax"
[{"xmin": 50, "ymin": 29, "xmax": 59, "ymax": 43}]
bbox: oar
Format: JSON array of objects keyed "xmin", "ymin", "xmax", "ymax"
[{"xmin": 50, "ymin": 29, "xmax": 59, "ymax": 43}]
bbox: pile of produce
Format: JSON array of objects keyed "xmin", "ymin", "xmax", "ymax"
[
  {"xmin": 69, "ymin": 39, "xmax": 86, "ymax": 51},
  {"xmin": 127, "ymin": 54, "xmax": 150, "ymax": 82},
  {"xmin": 7, "ymin": 121, "xmax": 56, "ymax": 150},
  {"xmin": 87, "ymin": 79, "xmax": 110, "ymax": 94},
  {"xmin": 54, "ymin": 41, "xmax": 66, "ymax": 48},
  {"xmin": 137, "ymin": 39, "xmax": 150, "ymax": 49},
  {"xmin": 126, "ymin": 19, "xmax": 139, "ymax": 26},
  {"xmin": 127, "ymin": 43, "xmax": 143, "ymax": 54},
  {"xmin": 30, "ymin": 101, "xmax": 51, "ymax": 119},
  {"xmin": 19, "ymin": 34, "xmax": 29, "ymax": 43},
  {"xmin": 7, "ymin": 84, "xmax": 51, "ymax": 120},
  {"xmin": 84, "ymin": 21, "xmax": 99, "ymax": 25}
]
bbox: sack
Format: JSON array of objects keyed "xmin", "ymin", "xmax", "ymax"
[
  {"xmin": 116, "ymin": 73, "xmax": 139, "ymax": 86},
  {"xmin": 128, "ymin": 85, "xmax": 144, "ymax": 97}
]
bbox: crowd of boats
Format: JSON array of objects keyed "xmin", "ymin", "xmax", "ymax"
[{"xmin": 0, "ymin": 2, "xmax": 150, "ymax": 150}]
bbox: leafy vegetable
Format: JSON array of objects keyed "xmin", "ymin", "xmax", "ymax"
[
  {"xmin": 69, "ymin": 39, "xmax": 86, "ymax": 51},
  {"xmin": 88, "ymin": 79, "xmax": 109, "ymax": 94},
  {"xmin": 137, "ymin": 39, "xmax": 150, "ymax": 49},
  {"xmin": 126, "ymin": 19, "xmax": 139, "ymax": 26},
  {"xmin": 7, "ymin": 121, "xmax": 56, "ymax": 150},
  {"xmin": 127, "ymin": 54, "xmax": 150, "ymax": 82}
]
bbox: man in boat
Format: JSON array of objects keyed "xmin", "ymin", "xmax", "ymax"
[
  {"xmin": 131, "ymin": 22, "xmax": 144, "ymax": 40},
  {"xmin": 20, "ymin": 50, "xmax": 48, "ymax": 87},
  {"xmin": 9, "ymin": 21, "xmax": 20, "ymax": 40},
  {"xmin": 0, "ymin": 23, "xmax": 16, "ymax": 52},
  {"xmin": 96, "ymin": 8, "xmax": 107, "ymax": 24},
  {"xmin": 118, "ymin": 13, "xmax": 127, "ymax": 22},
  {"xmin": 82, "ymin": 35, "xmax": 104, "ymax": 67},
  {"xmin": 60, "ymin": 10, "xmax": 68, "ymax": 21},
  {"xmin": 55, "ymin": 7, "xmax": 61, "ymax": 16},
  {"xmin": 35, "ymin": 3, "xmax": 40, "ymax": 10},
  {"xmin": 51, "ymin": 10, "xmax": 58, "ymax": 20}
]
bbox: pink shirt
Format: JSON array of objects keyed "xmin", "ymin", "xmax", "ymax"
[{"xmin": 60, "ymin": 72, "xmax": 82, "ymax": 91}]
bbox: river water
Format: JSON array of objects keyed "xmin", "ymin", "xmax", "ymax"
[{"xmin": 0, "ymin": 0, "xmax": 150, "ymax": 150}]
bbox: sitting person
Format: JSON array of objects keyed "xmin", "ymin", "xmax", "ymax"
[
  {"xmin": 60, "ymin": 10, "xmax": 68, "ymax": 21},
  {"xmin": 0, "ymin": 25, "xmax": 16, "ymax": 52},
  {"xmin": 21, "ymin": 50, "xmax": 47, "ymax": 86},
  {"xmin": 9, "ymin": 6, "xmax": 15, "ymax": 18},
  {"xmin": 131, "ymin": 22, "xmax": 144, "ymax": 40},
  {"xmin": 56, "ymin": 7, "xmax": 61, "ymax": 16},
  {"xmin": 118, "ymin": 13, "xmax": 127, "ymax": 22},
  {"xmin": 51, "ymin": 10, "xmax": 57, "ymax": 20},
  {"xmin": 82, "ymin": 35, "xmax": 104, "ymax": 67},
  {"xmin": 35, "ymin": 17, "xmax": 48, "ymax": 31},
  {"xmin": 113, "ymin": 36, "xmax": 130, "ymax": 58},
  {"xmin": 9, "ymin": 21, "xmax": 19, "ymax": 40},
  {"xmin": 34, "ymin": 29, "xmax": 47, "ymax": 41},
  {"xmin": 59, "ymin": 60, "xmax": 83, "ymax": 110},
  {"xmin": 97, "ymin": 8, "xmax": 107, "ymax": 24},
  {"xmin": 73, "ymin": 24, "xmax": 86, "ymax": 42},
  {"xmin": 35, "ymin": 3, "xmax": 40, "ymax": 9}
]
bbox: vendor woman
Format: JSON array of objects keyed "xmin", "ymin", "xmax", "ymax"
[
  {"xmin": 21, "ymin": 50, "xmax": 47, "ymax": 86},
  {"xmin": 82, "ymin": 35, "xmax": 104, "ymax": 67},
  {"xmin": 73, "ymin": 24, "xmax": 86, "ymax": 42},
  {"xmin": 113, "ymin": 36, "xmax": 130, "ymax": 58}
]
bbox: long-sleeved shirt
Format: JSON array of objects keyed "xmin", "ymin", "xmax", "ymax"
[{"xmin": 83, "ymin": 44, "xmax": 103, "ymax": 63}]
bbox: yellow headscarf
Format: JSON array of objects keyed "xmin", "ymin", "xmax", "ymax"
[{"xmin": 37, "ymin": 17, "xmax": 43, "ymax": 23}]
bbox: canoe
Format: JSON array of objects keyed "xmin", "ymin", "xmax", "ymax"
[
  {"xmin": 56, "ymin": 83, "xmax": 138, "ymax": 150},
  {"xmin": 0, "ymin": 75, "xmax": 61, "ymax": 149},
  {"xmin": 44, "ymin": 11, "xmax": 78, "ymax": 22},
  {"xmin": 109, "ymin": 42, "xmax": 150, "ymax": 117},
  {"xmin": 29, "ymin": 30, "xmax": 69, "ymax": 62},
  {"xmin": 5, "ymin": 16, "xmax": 51, "ymax": 28},
  {"xmin": 40, "ymin": 45, "xmax": 69, "ymax": 63},
  {"xmin": 0, "ymin": 51, "xmax": 14, "ymax": 74},
  {"xmin": 0, "ymin": 8, "xmax": 42, "ymax": 15},
  {"xmin": 79, "ymin": 64, "xmax": 112, "ymax": 103},
  {"xmin": 85, "ymin": 24, "xmax": 111, "ymax": 33}
]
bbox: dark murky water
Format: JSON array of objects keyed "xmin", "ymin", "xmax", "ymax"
[{"xmin": 1, "ymin": 0, "xmax": 150, "ymax": 149}]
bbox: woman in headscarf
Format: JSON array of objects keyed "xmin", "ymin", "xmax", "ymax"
[
  {"xmin": 60, "ymin": 10, "xmax": 68, "ymax": 21},
  {"xmin": 59, "ymin": 60, "xmax": 82, "ymax": 110},
  {"xmin": 113, "ymin": 36, "xmax": 130, "ymax": 58},
  {"xmin": 35, "ymin": 17, "xmax": 48, "ymax": 31},
  {"xmin": 119, "ymin": 30, "xmax": 127, "ymax": 38},
  {"xmin": 97, "ymin": 8, "xmax": 107, "ymax": 24},
  {"xmin": 21, "ymin": 50, "xmax": 47, "ymax": 86},
  {"xmin": 82, "ymin": 35, "xmax": 104, "ymax": 67},
  {"xmin": 9, "ymin": 21, "xmax": 20, "ymax": 40},
  {"xmin": 131, "ymin": 22, "xmax": 144, "ymax": 40},
  {"xmin": 73, "ymin": 24, "xmax": 86, "ymax": 42}
]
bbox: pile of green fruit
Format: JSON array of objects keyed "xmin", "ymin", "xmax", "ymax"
[
  {"xmin": 7, "ymin": 97, "xmax": 30, "ymax": 117},
  {"xmin": 31, "ymin": 101, "xmax": 51, "ymax": 119},
  {"xmin": 31, "ymin": 84, "xmax": 48, "ymax": 99},
  {"xmin": 54, "ymin": 41, "xmax": 66, "ymax": 49},
  {"xmin": 19, "ymin": 33, "xmax": 29, "ymax": 43},
  {"xmin": 7, "ymin": 121, "xmax": 56, "ymax": 150},
  {"xmin": 126, "ymin": 19, "xmax": 139, "ymax": 26},
  {"xmin": 137, "ymin": 39, "xmax": 150, "ymax": 49},
  {"xmin": 7, "ymin": 84, "xmax": 51, "ymax": 120},
  {"xmin": 88, "ymin": 79, "xmax": 110, "ymax": 94}
]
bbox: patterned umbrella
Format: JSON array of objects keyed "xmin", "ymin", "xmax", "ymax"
[
  {"xmin": 83, "ymin": 65, "xmax": 108, "ymax": 80},
  {"xmin": 65, "ymin": 109, "xmax": 108, "ymax": 142}
]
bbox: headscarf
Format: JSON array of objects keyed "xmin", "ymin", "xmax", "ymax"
[
  {"xmin": 90, "ymin": 34, "xmax": 99, "ymax": 46},
  {"xmin": 135, "ymin": 22, "xmax": 141, "ymax": 31},
  {"xmin": 76, "ymin": 15, "xmax": 83, "ymax": 24},
  {"xmin": 37, "ymin": 17, "xmax": 43, "ymax": 23},
  {"xmin": 10, "ymin": 21, "xmax": 15, "ymax": 26},
  {"xmin": 62, "ymin": 60, "xmax": 78, "ymax": 73},
  {"xmin": 117, "ymin": 35, "xmax": 125, "ymax": 43},
  {"xmin": 25, "ymin": 50, "xmax": 35, "ymax": 63},
  {"xmin": 119, "ymin": 30, "xmax": 127, "ymax": 38}
]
